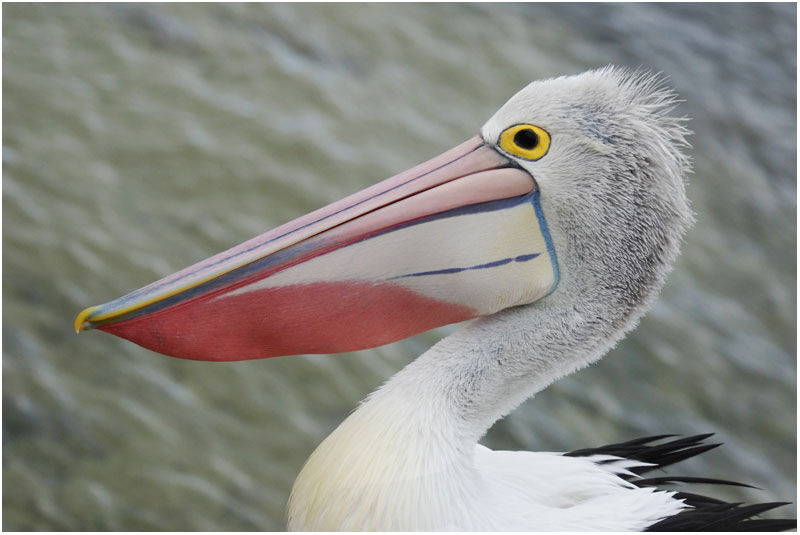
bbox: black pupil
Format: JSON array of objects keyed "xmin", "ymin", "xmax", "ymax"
[{"xmin": 513, "ymin": 128, "xmax": 539, "ymax": 150}]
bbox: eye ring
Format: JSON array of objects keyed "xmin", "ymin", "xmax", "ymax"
[{"xmin": 498, "ymin": 124, "xmax": 550, "ymax": 161}]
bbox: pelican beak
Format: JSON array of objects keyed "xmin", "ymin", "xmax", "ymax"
[{"xmin": 75, "ymin": 136, "xmax": 558, "ymax": 361}]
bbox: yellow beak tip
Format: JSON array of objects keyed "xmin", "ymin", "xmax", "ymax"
[{"xmin": 74, "ymin": 305, "xmax": 101, "ymax": 333}]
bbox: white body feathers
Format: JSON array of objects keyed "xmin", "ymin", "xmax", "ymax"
[{"xmin": 288, "ymin": 365, "xmax": 685, "ymax": 530}]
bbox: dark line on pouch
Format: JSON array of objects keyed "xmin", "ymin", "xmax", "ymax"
[{"xmin": 391, "ymin": 253, "xmax": 541, "ymax": 279}]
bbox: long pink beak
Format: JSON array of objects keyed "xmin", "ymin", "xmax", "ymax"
[{"xmin": 75, "ymin": 136, "xmax": 558, "ymax": 361}]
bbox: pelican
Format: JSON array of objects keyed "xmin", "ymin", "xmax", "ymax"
[{"xmin": 75, "ymin": 67, "xmax": 794, "ymax": 531}]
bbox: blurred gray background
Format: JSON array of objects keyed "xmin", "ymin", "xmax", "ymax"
[{"xmin": 3, "ymin": 3, "xmax": 795, "ymax": 530}]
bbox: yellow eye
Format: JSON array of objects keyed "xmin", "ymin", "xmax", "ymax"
[{"xmin": 498, "ymin": 124, "xmax": 550, "ymax": 161}]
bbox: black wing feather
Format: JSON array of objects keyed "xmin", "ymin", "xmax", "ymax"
[
  {"xmin": 564, "ymin": 433, "xmax": 720, "ymax": 475},
  {"xmin": 565, "ymin": 434, "xmax": 796, "ymax": 532}
]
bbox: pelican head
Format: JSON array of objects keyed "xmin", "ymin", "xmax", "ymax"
[
  {"xmin": 75, "ymin": 67, "xmax": 690, "ymax": 368},
  {"xmin": 426, "ymin": 67, "xmax": 694, "ymax": 432},
  {"xmin": 479, "ymin": 67, "xmax": 693, "ymax": 373},
  {"xmin": 483, "ymin": 67, "xmax": 691, "ymax": 322}
]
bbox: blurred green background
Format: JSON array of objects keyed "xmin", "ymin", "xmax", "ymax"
[{"xmin": 3, "ymin": 3, "xmax": 795, "ymax": 530}]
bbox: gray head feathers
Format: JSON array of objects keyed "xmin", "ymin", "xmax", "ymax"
[
  {"xmin": 482, "ymin": 66, "xmax": 693, "ymax": 331},
  {"xmin": 430, "ymin": 66, "xmax": 695, "ymax": 431}
]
